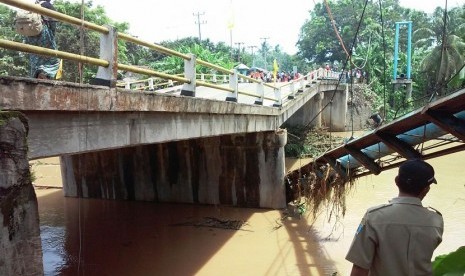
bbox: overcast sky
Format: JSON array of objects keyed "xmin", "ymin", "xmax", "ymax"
[{"xmin": 45, "ymin": 0, "xmax": 465, "ymax": 54}]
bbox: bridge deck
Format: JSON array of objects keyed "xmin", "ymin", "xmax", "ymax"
[{"xmin": 1, "ymin": 76, "xmax": 343, "ymax": 159}]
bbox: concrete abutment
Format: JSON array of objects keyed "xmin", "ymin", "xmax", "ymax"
[
  {"xmin": 0, "ymin": 113, "xmax": 43, "ymax": 275},
  {"xmin": 61, "ymin": 130, "xmax": 288, "ymax": 209}
]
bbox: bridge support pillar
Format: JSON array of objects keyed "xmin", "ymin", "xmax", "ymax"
[
  {"xmin": 321, "ymin": 85, "xmax": 348, "ymax": 131},
  {"xmin": 61, "ymin": 130, "xmax": 288, "ymax": 209},
  {"xmin": 0, "ymin": 113, "xmax": 43, "ymax": 275}
]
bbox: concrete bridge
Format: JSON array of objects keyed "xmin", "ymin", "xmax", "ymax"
[
  {"xmin": 0, "ymin": 1, "xmax": 347, "ymax": 210},
  {"xmin": 0, "ymin": 75, "xmax": 348, "ymax": 209}
]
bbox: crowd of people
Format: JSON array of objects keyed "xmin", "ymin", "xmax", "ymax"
[
  {"xmin": 248, "ymin": 69, "xmax": 302, "ymax": 83},
  {"xmin": 341, "ymin": 68, "xmax": 369, "ymax": 84},
  {"xmin": 245, "ymin": 63, "xmax": 368, "ymax": 85}
]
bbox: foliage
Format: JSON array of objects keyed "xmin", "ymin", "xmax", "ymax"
[
  {"xmin": 415, "ymin": 7, "xmax": 465, "ymax": 96},
  {"xmin": 296, "ymin": 0, "xmax": 465, "ymax": 121},
  {"xmin": 0, "ymin": 1, "xmax": 130, "ymax": 82},
  {"xmin": 432, "ymin": 246, "xmax": 465, "ymax": 276},
  {"xmin": 0, "ymin": 4, "xmax": 28, "ymax": 76},
  {"xmin": 151, "ymin": 38, "xmax": 235, "ymax": 75},
  {"xmin": 53, "ymin": 0, "xmax": 130, "ymax": 82},
  {"xmin": 284, "ymin": 127, "xmax": 344, "ymax": 158},
  {"xmin": 1, "ymin": 0, "xmax": 308, "ymax": 83}
]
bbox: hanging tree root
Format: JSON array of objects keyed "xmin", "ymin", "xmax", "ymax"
[{"xmin": 285, "ymin": 128, "xmax": 354, "ymax": 222}]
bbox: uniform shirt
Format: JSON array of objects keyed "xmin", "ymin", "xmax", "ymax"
[{"xmin": 346, "ymin": 197, "xmax": 444, "ymax": 276}]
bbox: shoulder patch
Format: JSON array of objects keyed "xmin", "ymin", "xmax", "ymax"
[
  {"xmin": 367, "ymin": 203, "xmax": 392, "ymax": 213},
  {"xmin": 427, "ymin": 206, "xmax": 442, "ymax": 216}
]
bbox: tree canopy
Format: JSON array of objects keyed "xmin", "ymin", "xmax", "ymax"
[{"xmin": 296, "ymin": 0, "xmax": 465, "ymax": 118}]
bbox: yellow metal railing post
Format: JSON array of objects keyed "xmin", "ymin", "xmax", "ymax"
[
  {"xmin": 94, "ymin": 25, "xmax": 118, "ymax": 87},
  {"xmin": 226, "ymin": 71, "xmax": 238, "ymax": 102},
  {"xmin": 181, "ymin": 54, "xmax": 197, "ymax": 96}
]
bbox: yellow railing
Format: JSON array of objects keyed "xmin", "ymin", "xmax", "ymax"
[{"xmin": 0, "ymin": 0, "xmax": 334, "ymax": 105}]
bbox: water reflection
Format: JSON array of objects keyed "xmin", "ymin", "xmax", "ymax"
[
  {"xmin": 41, "ymin": 225, "xmax": 66, "ymax": 275},
  {"xmin": 37, "ymin": 190, "xmax": 334, "ymax": 275},
  {"xmin": 36, "ymin": 151, "xmax": 465, "ymax": 275}
]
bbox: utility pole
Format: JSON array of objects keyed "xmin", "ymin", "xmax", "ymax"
[
  {"xmin": 193, "ymin": 12, "xmax": 206, "ymax": 41},
  {"xmin": 260, "ymin": 37, "xmax": 270, "ymax": 70},
  {"xmin": 234, "ymin": 42, "xmax": 244, "ymax": 62},
  {"xmin": 248, "ymin": 45, "xmax": 257, "ymax": 67}
]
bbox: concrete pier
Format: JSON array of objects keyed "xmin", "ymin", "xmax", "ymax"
[
  {"xmin": 0, "ymin": 112, "xmax": 43, "ymax": 275},
  {"xmin": 61, "ymin": 130, "xmax": 288, "ymax": 209},
  {"xmin": 321, "ymin": 84, "xmax": 348, "ymax": 131}
]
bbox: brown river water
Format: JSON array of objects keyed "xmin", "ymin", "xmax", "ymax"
[{"xmin": 32, "ymin": 151, "xmax": 465, "ymax": 275}]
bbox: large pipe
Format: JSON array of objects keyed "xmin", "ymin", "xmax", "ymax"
[{"xmin": 338, "ymin": 110, "xmax": 465, "ymax": 169}]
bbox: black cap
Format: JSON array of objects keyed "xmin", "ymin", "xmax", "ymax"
[{"xmin": 398, "ymin": 159, "xmax": 437, "ymax": 187}]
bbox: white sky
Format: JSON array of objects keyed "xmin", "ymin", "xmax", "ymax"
[{"xmin": 60, "ymin": 0, "xmax": 463, "ymax": 54}]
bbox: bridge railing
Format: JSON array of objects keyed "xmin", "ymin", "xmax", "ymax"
[{"xmin": 0, "ymin": 0, "xmax": 337, "ymax": 107}]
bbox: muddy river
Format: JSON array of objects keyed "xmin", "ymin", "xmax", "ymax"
[{"xmin": 33, "ymin": 150, "xmax": 465, "ymax": 275}]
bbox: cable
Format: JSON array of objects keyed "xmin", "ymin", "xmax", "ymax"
[
  {"xmin": 351, "ymin": 33, "xmax": 372, "ymax": 69},
  {"xmin": 446, "ymin": 62, "xmax": 465, "ymax": 86},
  {"xmin": 378, "ymin": 0, "xmax": 387, "ymax": 120},
  {"xmin": 323, "ymin": 0, "xmax": 350, "ymax": 58},
  {"xmin": 323, "ymin": 0, "xmax": 369, "ymax": 70},
  {"xmin": 305, "ymin": 0, "xmax": 370, "ymax": 130},
  {"xmin": 435, "ymin": 0, "xmax": 448, "ymax": 95},
  {"xmin": 349, "ymin": 55, "xmax": 354, "ymax": 139},
  {"xmin": 77, "ymin": 0, "xmax": 85, "ymax": 273}
]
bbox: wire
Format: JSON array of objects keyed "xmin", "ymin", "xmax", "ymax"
[
  {"xmin": 77, "ymin": 0, "xmax": 85, "ymax": 273},
  {"xmin": 351, "ymin": 33, "xmax": 372, "ymax": 69},
  {"xmin": 378, "ymin": 0, "xmax": 387, "ymax": 120},
  {"xmin": 323, "ymin": 0, "xmax": 350, "ymax": 58},
  {"xmin": 323, "ymin": 0, "xmax": 370, "ymax": 70},
  {"xmin": 436, "ymin": 0, "xmax": 448, "ymax": 93},
  {"xmin": 349, "ymin": 55, "xmax": 354, "ymax": 139},
  {"xmin": 446, "ymin": 62, "xmax": 465, "ymax": 86},
  {"xmin": 305, "ymin": 0, "xmax": 370, "ymax": 130}
]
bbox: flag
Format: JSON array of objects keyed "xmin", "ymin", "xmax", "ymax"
[
  {"xmin": 227, "ymin": 1, "xmax": 234, "ymax": 30},
  {"xmin": 56, "ymin": 59, "xmax": 63, "ymax": 80},
  {"xmin": 273, "ymin": 59, "xmax": 279, "ymax": 82}
]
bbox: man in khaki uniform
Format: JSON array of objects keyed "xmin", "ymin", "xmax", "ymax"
[{"xmin": 346, "ymin": 159, "xmax": 444, "ymax": 276}]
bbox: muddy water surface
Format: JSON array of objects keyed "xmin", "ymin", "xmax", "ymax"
[{"xmin": 34, "ymin": 150, "xmax": 465, "ymax": 275}]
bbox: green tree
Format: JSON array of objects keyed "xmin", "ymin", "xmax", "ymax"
[
  {"xmin": 151, "ymin": 39, "xmax": 235, "ymax": 75},
  {"xmin": 0, "ymin": 4, "xmax": 28, "ymax": 76},
  {"xmin": 0, "ymin": 1, "xmax": 130, "ymax": 82},
  {"xmin": 53, "ymin": 0, "xmax": 130, "ymax": 82},
  {"xmin": 414, "ymin": 5, "xmax": 465, "ymax": 96}
]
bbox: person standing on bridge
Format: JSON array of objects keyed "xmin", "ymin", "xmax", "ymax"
[
  {"xmin": 346, "ymin": 159, "xmax": 443, "ymax": 276},
  {"xmin": 24, "ymin": 0, "xmax": 61, "ymax": 79}
]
